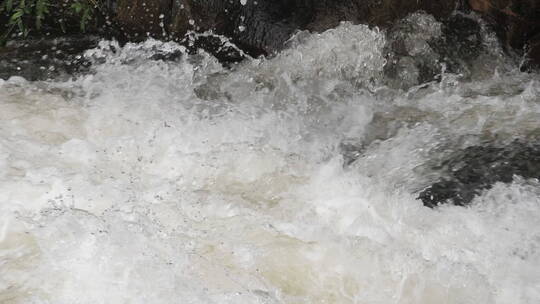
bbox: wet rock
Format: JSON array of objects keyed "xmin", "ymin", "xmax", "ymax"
[
  {"xmin": 2, "ymin": 0, "xmax": 538, "ymax": 72},
  {"xmin": 0, "ymin": 36, "xmax": 98, "ymax": 81},
  {"xmin": 419, "ymin": 141, "xmax": 540, "ymax": 207},
  {"xmin": 525, "ymin": 33, "xmax": 540, "ymax": 70},
  {"xmin": 439, "ymin": 14, "xmax": 484, "ymax": 64},
  {"xmin": 110, "ymin": 0, "xmax": 460, "ymax": 57},
  {"xmin": 147, "ymin": 34, "xmax": 246, "ymax": 64},
  {"xmin": 383, "ymin": 13, "xmax": 444, "ymax": 89},
  {"xmin": 158, "ymin": 0, "xmax": 536, "ymax": 66},
  {"xmin": 106, "ymin": 0, "xmax": 538, "ymax": 68},
  {"xmin": 3, "ymin": 0, "xmax": 538, "ymax": 68},
  {"xmin": 468, "ymin": 0, "xmax": 540, "ymax": 67},
  {"xmin": 115, "ymin": 0, "xmax": 172, "ymax": 39},
  {"xmin": 183, "ymin": 34, "xmax": 247, "ymax": 64},
  {"xmin": 384, "ymin": 13, "xmax": 484, "ymax": 89}
]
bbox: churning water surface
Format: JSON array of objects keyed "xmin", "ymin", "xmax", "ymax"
[{"xmin": 0, "ymin": 19, "xmax": 540, "ymax": 304}]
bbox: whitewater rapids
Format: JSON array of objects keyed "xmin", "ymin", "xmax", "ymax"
[{"xmin": 1, "ymin": 21, "xmax": 539, "ymax": 303}]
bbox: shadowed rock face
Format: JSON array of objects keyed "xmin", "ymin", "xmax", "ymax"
[
  {"xmin": 468, "ymin": 0, "xmax": 540, "ymax": 69},
  {"xmin": 114, "ymin": 0, "xmax": 460, "ymax": 57},
  {"xmin": 110, "ymin": 0, "xmax": 540, "ymax": 66},
  {"xmin": 383, "ymin": 13, "xmax": 484, "ymax": 89},
  {"xmin": 419, "ymin": 142, "xmax": 540, "ymax": 207},
  {"xmin": 529, "ymin": 35, "xmax": 540, "ymax": 68},
  {"xmin": 115, "ymin": 0, "xmax": 173, "ymax": 38},
  {"xmin": 2, "ymin": 1, "xmax": 538, "ymax": 66},
  {"xmin": 0, "ymin": 36, "xmax": 98, "ymax": 81}
]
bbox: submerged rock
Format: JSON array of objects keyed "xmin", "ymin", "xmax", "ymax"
[
  {"xmin": 419, "ymin": 141, "xmax": 540, "ymax": 207},
  {"xmin": 383, "ymin": 13, "xmax": 484, "ymax": 89}
]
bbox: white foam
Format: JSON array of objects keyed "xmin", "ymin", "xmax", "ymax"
[{"xmin": 0, "ymin": 23, "xmax": 539, "ymax": 304}]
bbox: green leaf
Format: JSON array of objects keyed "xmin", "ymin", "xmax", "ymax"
[
  {"xmin": 81, "ymin": 9, "xmax": 90, "ymax": 31},
  {"xmin": 17, "ymin": 19, "xmax": 23, "ymax": 32},
  {"xmin": 35, "ymin": 0, "xmax": 49, "ymax": 29},
  {"xmin": 6, "ymin": 0, "xmax": 14, "ymax": 12},
  {"xmin": 71, "ymin": 2, "xmax": 82, "ymax": 13},
  {"xmin": 9, "ymin": 8, "xmax": 24, "ymax": 22},
  {"xmin": 0, "ymin": 0, "xmax": 13, "ymax": 13},
  {"xmin": 36, "ymin": 0, "xmax": 48, "ymax": 17}
]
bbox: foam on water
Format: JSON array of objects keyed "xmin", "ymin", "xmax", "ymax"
[{"xmin": 0, "ymin": 22, "xmax": 539, "ymax": 304}]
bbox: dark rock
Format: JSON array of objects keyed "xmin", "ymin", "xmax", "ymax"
[
  {"xmin": 468, "ymin": 0, "xmax": 540, "ymax": 67},
  {"xmin": 182, "ymin": 33, "xmax": 247, "ymax": 64},
  {"xmin": 383, "ymin": 13, "xmax": 484, "ymax": 89},
  {"xmin": 3, "ymin": 0, "xmax": 539, "ymax": 68},
  {"xmin": 419, "ymin": 141, "xmax": 540, "ymax": 207},
  {"xmin": 107, "ymin": 1, "xmax": 540, "ymax": 67},
  {"xmin": 524, "ymin": 33, "xmax": 540, "ymax": 70},
  {"xmin": 440, "ymin": 14, "xmax": 484, "ymax": 63},
  {"xmin": 158, "ymin": 0, "xmax": 536, "ymax": 66},
  {"xmin": 0, "ymin": 32, "xmax": 246, "ymax": 81},
  {"xmin": 115, "ymin": 0, "xmax": 172, "ymax": 39},
  {"xmin": 0, "ymin": 36, "xmax": 99, "ymax": 81},
  {"xmin": 111, "ymin": 0, "xmax": 460, "ymax": 57},
  {"xmin": 3, "ymin": 0, "xmax": 539, "ymax": 72}
]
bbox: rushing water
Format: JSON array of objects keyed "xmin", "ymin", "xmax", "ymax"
[{"xmin": 1, "ymin": 16, "xmax": 540, "ymax": 304}]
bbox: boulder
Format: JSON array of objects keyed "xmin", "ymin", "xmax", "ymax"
[
  {"xmin": 383, "ymin": 13, "xmax": 484, "ymax": 89},
  {"xmin": 108, "ymin": 0, "xmax": 540, "ymax": 66},
  {"xmin": 0, "ymin": 36, "xmax": 98, "ymax": 80},
  {"xmin": 468, "ymin": 0, "xmax": 540, "ymax": 68},
  {"xmin": 419, "ymin": 141, "xmax": 540, "ymax": 207},
  {"xmin": 115, "ymin": 0, "xmax": 172, "ymax": 39},
  {"xmin": 526, "ymin": 33, "xmax": 540, "ymax": 68},
  {"xmin": 111, "ymin": 0, "xmax": 461, "ymax": 56}
]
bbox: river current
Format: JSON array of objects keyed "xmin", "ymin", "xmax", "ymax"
[{"xmin": 1, "ymin": 17, "xmax": 539, "ymax": 304}]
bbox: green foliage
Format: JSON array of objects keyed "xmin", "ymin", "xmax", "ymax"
[
  {"xmin": 70, "ymin": 1, "xmax": 93, "ymax": 32},
  {"xmin": 1, "ymin": 0, "xmax": 98, "ymax": 45}
]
